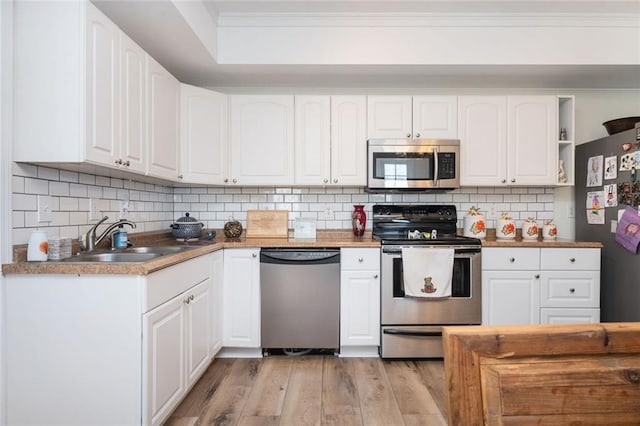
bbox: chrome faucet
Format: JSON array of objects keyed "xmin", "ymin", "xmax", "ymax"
[{"xmin": 81, "ymin": 216, "xmax": 136, "ymax": 251}]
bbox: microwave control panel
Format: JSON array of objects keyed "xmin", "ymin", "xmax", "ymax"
[{"xmin": 438, "ymin": 153, "xmax": 456, "ymax": 179}]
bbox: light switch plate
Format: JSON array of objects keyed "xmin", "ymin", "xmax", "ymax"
[
  {"xmin": 89, "ymin": 198, "xmax": 100, "ymax": 221},
  {"xmin": 611, "ymin": 220, "xmax": 618, "ymax": 233},
  {"xmin": 37, "ymin": 195, "xmax": 52, "ymax": 222}
]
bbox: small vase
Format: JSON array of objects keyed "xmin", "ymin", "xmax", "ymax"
[
  {"xmin": 522, "ymin": 221, "xmax": 539, "ymax": 241},
  {"xmin": 27, "ymin": 231, "xmax": 48, "ymax": 261},
  {"xmin": 463, "ymin": 214, "xmax": 486, "ymax": 239},
  {"xmin": 352, "ymin": 205, "xmax": 366, "ymax": 237},
  {"xmin": 543, "ymin": 223, "xmax": 557, "ymax": 241}
]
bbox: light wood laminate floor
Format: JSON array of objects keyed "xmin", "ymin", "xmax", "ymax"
[{"xmin": 165, "ymin": 356, "xmax": 447, "ymax": 426}]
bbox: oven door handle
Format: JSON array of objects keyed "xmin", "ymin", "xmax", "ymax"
[{"xmin": 383, "ymin": 328, "xmax": 442, "ymax": 337}]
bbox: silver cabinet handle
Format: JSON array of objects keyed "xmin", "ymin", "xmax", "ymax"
[
  {"xmin": 406, "ymin": 133, "xmax": 411, "ymax": 138},
  {"xmin": 324, "ymin": 178, "xmax": 329, "ymax": 183},
  {"xmin": 511, "ymin": 178, "xmax": 516, "ymax": 183},
  {"xmin": 184, "ymin": 297, "xmax": 190, "ymax": 304},
  {"xmin": 569, "ymin": 288, "xmax": 576, "ymax": 293},
  {"xmin": 570, "ymin": 258, "xmax": 576, "ymax": 262},
  {"xmin": 535, "ymin": 274, "xmax": 540, "ymax": 279},
  {"xmin": 415, "ymin": 133, "xmax": 420, "ymax": 138},
  {"xmin": 373, "ymin": 274, "xmax": 379, "ymax": 279},
  {"xmin": 115, "ymin": 159, "xmax": 122, "ymax": 165},
  {"xmin": 501, "ymin": 179, "xmax": 506, "ymax": 184},
  {"xmin": 252, "ymin": 253, "xmax": 257, "ymax": 258},
  {"xmin": 178, "ymin": 174, "xmax": 183, "ymax": 179},
  {"xmin": 509, "ymin": 257, "xmax": 515, "ymax": 263},
  {"xmin": 123, "ymin": 160, "xmax": 130, "ymax": 167},
  {"xmin": 233, "ymin": 178, "xmax": 237, "ymax": 183},
  {"xmin": 224, "ymin": 178, "xmax": 229, "ymax": 183},
  {"xmin": 333, "ymin": 178, "xmax": 338, "ymax": 183},
  {"xmin": 358, "ymin": 257, "xmax": 364, "ymax": 262}
]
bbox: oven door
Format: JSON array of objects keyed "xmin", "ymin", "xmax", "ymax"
[{"xmin": 380, "ymin": 245, "xmax": 481, "ymax": 325}]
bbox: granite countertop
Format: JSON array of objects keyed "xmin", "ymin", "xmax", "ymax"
[{"xmin": 3, "ymin": 229, "xmax": 379, "ymax": 275}]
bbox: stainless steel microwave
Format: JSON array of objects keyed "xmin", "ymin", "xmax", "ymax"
[{"xmin": 367, "ymin": 139, "xmax": 460, "ymax": 191}]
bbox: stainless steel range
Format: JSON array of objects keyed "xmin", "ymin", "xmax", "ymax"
[{"xmin": 373, "ymin": 204, "xmax": 482, "ymax": 358}]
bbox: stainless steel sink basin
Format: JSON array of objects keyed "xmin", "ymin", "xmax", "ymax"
[{"xmin": 61, "ymin": 246, "xmax": 198, "ymax": 263}]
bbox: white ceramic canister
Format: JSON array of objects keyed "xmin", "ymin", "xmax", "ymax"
[
  {"xmin": 496, "ymin": 218, "xmax": 516, "ymax": 240},
  {"xmin": 543, "ymin": 222, "xmax": 558, "ymax": 241},
  {"xmin": 463, "ymin": 213, "xmax": 486, "ymax": 239},
  {"xmin": 27, "ymin": 231, "xmax": 48, "ymax": 261},
  {"xmin": 522, "ymin": 219, "xmax": 539, "ymax": 241}
]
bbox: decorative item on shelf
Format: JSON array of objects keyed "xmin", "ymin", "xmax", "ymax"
[
  {"xmin": 463, "ymin": 206, "xmax": 486, "ymax": 239},
  {"xmin": 559, "ymin": 127, "xmax": 567, "ymax": 141},
  {"xmin": 543, "ymin": 220, "xmax": 558, "ymax": 241},
  {"xmin": 352, "ymin": 205, "xmax": 366, "ymax": 237},
  {"xmin": 223, "ymin": 217, "xmax": 243, "ymax": 239},
  {"xmin": 558, "ymin": 160, "xmax": 568, "ymax": 183},
  {"xmin": 27, "ymin": 230, "xmax": 48, "ymax": 261},
  {"xmin": 522, "ymin": 217, "xmax": 539, "ymax": 241},
  {"xmin": 170, "ymin": 212, "xmax": 204, "ymax": 240},
  {"xmin": 496, "ymin": 212, "xmax": 516, "ymax": 240}
]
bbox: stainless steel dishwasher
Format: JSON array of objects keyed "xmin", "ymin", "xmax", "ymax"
[{"xmin": 260, "ymin": 248, "xmax": 340, "ymax": 353}]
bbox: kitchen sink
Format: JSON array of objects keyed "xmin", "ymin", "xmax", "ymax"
[{"xmin": 61, "ymin": 246, "xmax": 198, "ymax": 263}]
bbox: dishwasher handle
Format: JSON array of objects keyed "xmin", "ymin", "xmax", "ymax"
[{"xmin": 260, "ymin": 249, "xmax": 340, "ymax": 265}]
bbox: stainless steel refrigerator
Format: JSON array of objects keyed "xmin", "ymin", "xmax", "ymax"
[{"xmin": 575, "ymin": 127, "xmax": 640, "ymax": 321}]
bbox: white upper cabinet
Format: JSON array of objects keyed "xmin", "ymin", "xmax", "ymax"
[
  {"xmin": 459, "ymin": 95, "xmax": 558, "ymax": 186},
  {"xmin": 412, "ymin": 96, "xmax": 458, "ymax": 139},
  {"xmin": 331, "ymin": 96, "xmax": 367, "ymax": 186},
  {"xmin": 180, "ymin": 84, "xmax": 229, "ymax": 185},
  {"xmin": 230, "ymin": 95, "xmax": 295, "ymax": 185},
  {"xmin": 459, "ymin": 96, "xmax": 508, "ymax": 186},
  {"xmin": 147, "ymin": 56, "xmax": 181, "ymax": 181},
  {"xmin": 368, "ymin": 95, "xmax": 457, "ymax": 139},
  {"xmin": 294, "ymin": 95, "xmax": 367, "ymax": 186},
  {"xmin": 85, "ymin": 3, "xmax": 120, "ymax": 167},
  {"xmin": 294, "ymin": 96, "xmax": 331, "ymax": 185},
  {"xmin": 119, "ymin": 32, "xmax": 147, "ymax": 173},
  {"xmin": 507, "ymin": 96, "xmax": 557, "ymax": 185}
]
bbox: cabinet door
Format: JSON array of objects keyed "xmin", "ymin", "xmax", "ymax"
[
  {"xmin": 180, "ymin": 84, "xmax": 228, "ymax": 184},
  {"xmin": 340, "ymin": 270, "xmax": 380, "ymax": 346},
  {"xmin": 211, "ymin": 251, "xmax": 224, "ymax": 356},
  {"xmin": 148, "ymin": 56, "xmax": 180, "ymax": 180},
  {"xmin": 223, "ymin": 249, "xmax": 261, "ymax": 347},
  {"xmin": 120, "ymin": 33, "xmax": 147, "ymax": 173},
  {"xmin": 331, "ymin": 96, "xmax": 367, "ymax": 186},
  {"xmin": 507, "ymin": 96, "xmax": 557, "ymax": 185},
  {"xmin": 412, "ymin": 96, "xmax": 458, "ymax": 139},
  {"xmin": 459, "ymin": 96, "xmax": 507, "ymax": 186},
  {"xmin": 185, "ymin": 279, "xmax": 212, "ymax": 389},
  {"xmin": 230, "ymin": 95, "xmax": 294, "ymax": 185},
  {"xmin": 367, "ymin": 96, "xmax": 412, "ymax": 139},
  {"xmin": 143, "ymin": 295, "xmax": 185, "ymax": 426},
  {"xmin": 294, "ymin": 95, "xmax": 331, "ymax": 185},
  {"xmin": 482, "ymin": 271, "xmax": 540, "ymax": 325},
  {"xmin": 85, "ymin": 3, "xmax": 119, "ymax": 166}
]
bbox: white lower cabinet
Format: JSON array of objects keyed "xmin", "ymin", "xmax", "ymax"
[
  {"xmin": 482, "ymin": 247, "xmax": 601, "ymax": 326},
  {"xmin": 211, "ymin": 250, "xmax": 224, "ymax": 356},
  {"xmin": 222, "ymin": 248, "xmax": 261, "ymax": 349},
  {"xmin": 340, "ymin": 248, "xmax": 381, "ymax": 356},
  {"xmin": 5, "ymin": 253, "xmax": 218, "ymax": 426}
]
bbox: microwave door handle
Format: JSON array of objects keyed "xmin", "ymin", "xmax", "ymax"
[{"xmin": 433, "ymin": 149, "xmax": 439, "ymax": 185}]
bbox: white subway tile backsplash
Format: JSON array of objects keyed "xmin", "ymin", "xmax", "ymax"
[
  {"xmin": 69, "ymin": 183, "xmax": 88, "ymax": 198},
  {"xmin": 13, "ymin": 193, "xmax": 37, "ymax": 211},
  {"xmin": 24, "ymin": 178, "xmax": 49, "ymax": 195},
  {"xmin": 79, "ymin": 173, "xmax": 96, "ymax": 185},
  {"xmin": 59, "ymin": 170, "xmax": 79, "ymax": 183},
  {"xmin": 37, "ymin": 166, "xmax": 59, "ymax": 181},
  {"xmin": 49, "ymin": 182, "xmax": 69, "ymax": 196},
  {"xmin": 12, "ymin": 176, "xmax": 25, "ymax": 193}
]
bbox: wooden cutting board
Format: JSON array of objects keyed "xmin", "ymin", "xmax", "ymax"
[{"xmin": 246, "ymin": 210, "xmax": 289, "ymax": 238}]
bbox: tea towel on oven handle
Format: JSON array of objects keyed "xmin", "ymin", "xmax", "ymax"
[{"xmin": 401, "ymin": 247, "xmax": 454, "ymax": 299}]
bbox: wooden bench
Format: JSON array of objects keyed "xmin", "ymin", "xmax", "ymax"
[{"xmin": 443, "ymin": 322, "xmax": 640, "ymax": 425}]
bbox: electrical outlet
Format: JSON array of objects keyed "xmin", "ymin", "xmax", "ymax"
[
  {"xmin": 37, "ymin": 195, "xmax": 52, "ymax": 222},
  {"xmin": 118, "ymin": 200, "xmax": 130, "ymax": 219},
  {"xmin": 487, "ymin": 206, "xmax": 497, "ymax": 219},
  {"xmin": 89, "ymin": 198, "xmax": 100, "ymax": 221},
  {"xmin": 318, "ymin": 205, "xmax": 333, "ymax": 220}
]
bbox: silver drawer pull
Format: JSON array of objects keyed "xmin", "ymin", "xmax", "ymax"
[
  {"xmin": 509, "ymin": 257, "xmax": 515, "ymax": 263},
  {"xmin": 373, "ymin": 274, "xmax": 378, "ymax": 279},
  {"xmin": 569, "ymin": 288, "xmax": 576, "ymax": 293},
  {"xmin": 358, "ymin": 257, "xmax": 364, "ymax": 262},
  {"xmin": 252, "ymin": 253, "xmax": 257, "ymax": 258},
  {"xmin": 535, "ymin": 274, "xmax": 540, "ymax": 279},
  {"xmin": 570, "ymin": 258, "xmax": 576, "ymax": 262}
]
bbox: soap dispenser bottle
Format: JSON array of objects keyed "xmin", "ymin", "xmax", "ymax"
[{"xmin": 113, "ymin": 225, "xmax": 128, "ymax": 249}]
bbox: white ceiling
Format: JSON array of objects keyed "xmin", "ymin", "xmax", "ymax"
[{"xmin": 93, "ymin": 0, "xmax": 640, "ymax": 90}]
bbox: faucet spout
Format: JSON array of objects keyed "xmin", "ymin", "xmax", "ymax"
[{"xmin": 82, "ymin": 217, "xmax": 136, "ymax": 251}]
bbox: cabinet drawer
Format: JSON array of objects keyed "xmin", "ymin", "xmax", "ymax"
[
  {"xmin": 540, "ymin": 271, "xmax": 600, "ymax": 308},
  {"xmin": 540, "ymin": 248, "xmax": 600, "ymax": 270},
  {"xmin": 340, "ymin": 248, "xmax": 380, "ymax": 270},
  {"xmin": 482, "ymin": 248, "xmax": 540, "ymax": 270},
  {"xmin": 144, "ymin": 254, "xmax": 213, "ymax": 312},
  {"xmin": 540, "ymin": 308, "xmax": 600, "ymax": 324}
]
